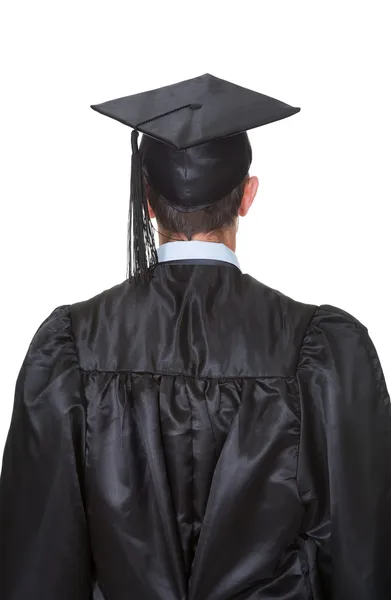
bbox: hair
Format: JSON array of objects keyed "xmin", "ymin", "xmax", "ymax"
[{"xmin": 147, "ymin": 175, "xmax": 249, "ymax": 241}]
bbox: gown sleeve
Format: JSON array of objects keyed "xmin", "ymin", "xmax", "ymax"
[
  {"xmin": 0, "ymin": 305, "xmax": 92, "ymax": 599},
  {"xmin": 296, "ymin": 304, "xmax": 391, "ymax": 599}
]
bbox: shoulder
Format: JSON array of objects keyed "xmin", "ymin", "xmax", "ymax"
[
  {"xmin": 15, "ymin": 304, "xmax": 85, "ymax": 417},
  {"xmin": 17, "ymin": 305, "xmax": 79, "ymax": 403},
  {"xmin": 241, "ymin": 273, "xmax": 315, "ymax": 312},
  {"xmin": 69, "ymin": 279, "xmax": 131, "ymax": 323},
  {"xmin": 241, "ymin": 277, "xmax": 370, "ymax": 373},
  {"xmin": 69, "ymin": 276, "xmax": 131, "ymax": 328},
  {"xmin": 27, "ymin": 304, "xmax": 73, "ymax": 361},
  {"xmin": 297, "ymin": 304, "xmax": 390, "ymax": 412},
  {"xmin": 241, "ymin": 273, "xmax": 319, "ymax": 338},
  {"xmin": 308, "ymin": 303, "xmax": 367, "ymax": 331},
  {"xmin": 297, "ymin": 302, "xmax": 372, "ymax": 373}
]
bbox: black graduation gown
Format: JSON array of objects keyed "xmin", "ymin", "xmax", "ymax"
[{"xmin": 1, "ymin": 260, "xmax": 391, "ymax": 600}]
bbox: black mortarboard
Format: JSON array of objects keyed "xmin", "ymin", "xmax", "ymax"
[{"xmin": 91, "ymin": 73, "xmax": 300, "ymax": 283}]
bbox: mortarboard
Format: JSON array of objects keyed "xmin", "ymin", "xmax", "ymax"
[{"xmin": 91, "ymin": 73, "xmax": 300, "ymax": 283}]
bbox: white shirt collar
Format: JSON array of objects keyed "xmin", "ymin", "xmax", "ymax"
[{"xmin": 157, "ymin": 240, "xmax": 240, "ymax": 270}]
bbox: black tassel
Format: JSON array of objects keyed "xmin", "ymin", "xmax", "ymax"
[{"xmin": 127, "ymin": 129, "xmax": 158, "ymax": 284}]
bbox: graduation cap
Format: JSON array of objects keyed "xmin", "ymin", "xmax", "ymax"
[{"xmin": 91, "ymin": 73, "xmax": 300, "ymax": 283}]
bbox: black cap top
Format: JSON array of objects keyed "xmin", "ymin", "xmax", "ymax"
[
  {"xmin": 91, "ymin": 73, "xmax": 300, "ymax": 151},
  {"xmin": 90, "ymin": 74, "xmax": 300, "ymax": 282}
]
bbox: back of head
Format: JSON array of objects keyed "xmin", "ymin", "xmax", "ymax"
[{"xmin": 147, "ymin": 175, "xmax": 249, "ymax": 241}]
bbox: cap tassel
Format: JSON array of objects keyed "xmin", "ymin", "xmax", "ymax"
[{"xmin": 127, "ymin": 129, "xmax": 158, "ymax": 284}]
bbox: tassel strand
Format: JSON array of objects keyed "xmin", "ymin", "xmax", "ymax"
[{"xmin": 127, "ymin": 129, "xmax": 158, "ymax": 284}]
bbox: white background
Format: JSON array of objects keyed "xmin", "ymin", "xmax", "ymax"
[{"xmin": 0, "ymin": 0, "xmax": 390, "ymax": 457}]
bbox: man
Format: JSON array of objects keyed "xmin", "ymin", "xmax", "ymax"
[{"xmin": 0, "ymin": 74, "xmax": 390, "ymax": 600}]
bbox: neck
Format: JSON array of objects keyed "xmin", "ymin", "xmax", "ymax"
[{"xmin": 157, "ymin": 225, "xmax": 237, "ymax": 253}]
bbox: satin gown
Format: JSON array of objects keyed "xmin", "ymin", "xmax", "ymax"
[{"xmin": 1, "ymin": 259, "xmax": 390, "ymax": 600}]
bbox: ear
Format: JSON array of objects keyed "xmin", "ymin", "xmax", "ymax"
[
  {"xmin": 147, "ymin": 199, "xmax": 156, "ymax": 219},
  {"xmin": 145, "ymin": 180, "xmax": 156, "ymax": 219},
  {"xmin": 238, "ymin": 175, "xmax": 259, "ymax": 217}
]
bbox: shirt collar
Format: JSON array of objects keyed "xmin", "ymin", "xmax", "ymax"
[{"xmin": 157, "ymin": 240, "xmax": 240, "ymax": 270}]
